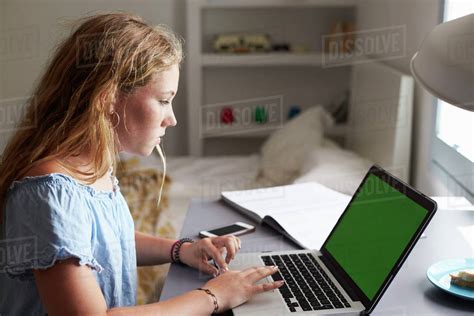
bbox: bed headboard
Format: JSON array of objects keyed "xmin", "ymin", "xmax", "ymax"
[{"xmin": 345, "ymin": 60, "xmax": 414, "ymax": 182}]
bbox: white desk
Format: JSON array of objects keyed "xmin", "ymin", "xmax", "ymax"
[{"xmin": 160, "ymin": 198, "xmax": 474, "ymax": 315}]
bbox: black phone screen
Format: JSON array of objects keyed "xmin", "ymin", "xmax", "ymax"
[{"xmin": 208, "ymin": 224, "xmax": 246, "ymax": 236}]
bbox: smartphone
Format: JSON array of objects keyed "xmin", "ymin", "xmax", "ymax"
[{"xmin": 199, "ymin": 222, "xmax": 256, "ymax": 238}]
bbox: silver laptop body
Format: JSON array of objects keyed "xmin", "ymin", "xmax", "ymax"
[{"xmin": 228, "ymin": 166, "xmax": 437, "ymax": 316}]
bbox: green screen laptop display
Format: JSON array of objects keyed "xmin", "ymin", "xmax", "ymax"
[{"xmin": 325, "ymin": 174, "xmax": 428, "ymax": 300}]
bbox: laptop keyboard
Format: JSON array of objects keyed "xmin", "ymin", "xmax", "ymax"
[{"xmin": 262, "ymin": 253, "xmax": 352, "ymax": 312}]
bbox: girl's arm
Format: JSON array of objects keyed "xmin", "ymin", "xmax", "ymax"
[
  {"xmin": 34, "ymin": 257, "xmax": 283, "ymax": 315},
  {"xmin": 34, "ymin": 258, "xmax": 216, "ymax": 316},
  {"xmin": 135, "ymin": 231, "xmax": 175, "ymax": 266}
]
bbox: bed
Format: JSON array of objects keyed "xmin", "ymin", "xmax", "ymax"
[{"xmin": 116, "ymin": 60, "xmax": 415, "ymax": 304}]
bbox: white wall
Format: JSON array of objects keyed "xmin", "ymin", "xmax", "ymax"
[
  {"xmin": 356, "ymin": 0, "xmax": 450, "ymax": 196},
  {"xmin": 0, "ymin": 0, "xmax": 188, "ymax": 155}
]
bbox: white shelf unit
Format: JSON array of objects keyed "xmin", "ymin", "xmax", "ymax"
[{"xmin": 186, "ymin": 0, "xmax": 357, "ymax": 156}]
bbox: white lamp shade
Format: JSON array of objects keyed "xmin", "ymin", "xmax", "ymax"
[{"xmin": 411, "ymin": 14, "xmax": 474, "ymax": 112}]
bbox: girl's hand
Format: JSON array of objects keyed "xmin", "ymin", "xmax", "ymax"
[
  {"xmin": 203, "ymin": 266, "xmax": 284, "ymax": 313},
  {"xmin": 179, "ymin": 236, "xmax": 241, "ymax": 276}
]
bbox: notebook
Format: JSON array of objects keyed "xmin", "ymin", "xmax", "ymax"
[{"xmin": 221, "ymin": 182, "xmax": 351, "ymax": 249}]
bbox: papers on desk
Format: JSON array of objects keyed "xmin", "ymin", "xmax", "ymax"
[{"xmin": 221, "ymin": 182, "xmax": 351, "ymax": 250}]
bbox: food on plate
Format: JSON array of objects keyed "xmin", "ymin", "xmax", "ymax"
[{"xmin": 450, "ymin": 269, "xmax": 474, "ymax": 289}]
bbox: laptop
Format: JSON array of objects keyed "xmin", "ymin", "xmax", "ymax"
[{"xmin": 229, "ymin": 165, "xmax": 437, "ymax": 315}]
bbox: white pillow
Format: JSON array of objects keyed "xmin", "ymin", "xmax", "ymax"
[
  {"xmin": 259, "ymin": 105, "xmax": 334, "ymax": 185},
  {"xmin": 293, "ymin": 144, "xmax": 373, "ymax": 195}
]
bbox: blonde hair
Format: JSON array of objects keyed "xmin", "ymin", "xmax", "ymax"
[{"xmin": 0, "ymin": 13, "xmax": 183, "ymax": 221}]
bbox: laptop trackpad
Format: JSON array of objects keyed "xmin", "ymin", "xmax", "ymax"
[{"xmin": 233, "ymin": 284, "xmax": 283, "ymax": 316}]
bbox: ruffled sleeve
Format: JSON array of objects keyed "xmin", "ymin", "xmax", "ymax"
[{"xmin": 2, "ymin": 176, "xmax": 103, "ymax": 281}]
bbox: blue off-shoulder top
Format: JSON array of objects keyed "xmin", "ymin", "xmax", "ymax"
[{"xmin": 0, "ymin": 171, "xmax": 137, "ymax": 315}]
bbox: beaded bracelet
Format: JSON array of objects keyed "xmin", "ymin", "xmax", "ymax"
[
  {"xmin": 170, "ymin": 238, "xmax": 194, "ymax": 264},
  {"xmin": 196, "ymin": 287, "xmax": 219, "ymax": 314}
]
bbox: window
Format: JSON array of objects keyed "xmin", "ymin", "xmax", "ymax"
[
  {"xmin": 436, "ymin": 102, "xmax": 473, "ymax": 162},
  {"xmin": 432, "ymin": 0, "xmax": 473, "ymax": 199},
  {"xmin": 436, "ymin": 0, "xmax": 474, "ymax": 163}
]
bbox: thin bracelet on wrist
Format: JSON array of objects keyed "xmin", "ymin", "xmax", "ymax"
[
  {"xmin": 196, "ymin": 287, "xmax": 219, "ymax": 314},
  {"xmin": 170, "ymin": 240, "xmax": 180, "ymax": 263},
  {"xmin": 170, "ymin": 238, "xmax": 194, "ymax": 264}
]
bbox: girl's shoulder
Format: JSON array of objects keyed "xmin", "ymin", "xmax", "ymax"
[
  {"xmin": 5, "ymin": 163, "xmax": 102, "ymax": 230},
  {"xmin": 10, "ymin": 160, "xmax": 75, "ymax": 193},
  {"xmin": 9, "ymin": 160, "xmax": 118, "ymax": 199}
]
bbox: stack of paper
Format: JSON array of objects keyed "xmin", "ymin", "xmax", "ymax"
[{"xmin": 221, "ymin": 182, "xmax": 351, "ymax": 250}]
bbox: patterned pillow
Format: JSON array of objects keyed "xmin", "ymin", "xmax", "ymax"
[{"xmin": 116, "ymin": 158, "xmax": 172, "ymax": 305}]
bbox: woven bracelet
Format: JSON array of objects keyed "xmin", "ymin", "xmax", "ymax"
[
  {"xmin": 171, "ymin": 238, "xmax": 194, "ymax": 264},
  {"xmin": 196, "ymin": 287, "xmax": 219, "ymax": 314}
]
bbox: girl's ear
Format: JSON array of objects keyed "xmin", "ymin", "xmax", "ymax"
[
  {"xmin": 112, "ymin": 89, "xmax": 129, "ymax": 112},
  {"xmin": 103, "ymin": 89, "xmax": 123, "ymax": 114}
]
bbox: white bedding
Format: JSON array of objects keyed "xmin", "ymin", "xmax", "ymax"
[{"xmin": 293, "ymin": 139, "xmax": 373, "ymax": 196}]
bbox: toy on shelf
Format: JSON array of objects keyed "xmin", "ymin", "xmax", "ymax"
[
  {"xmin": 287, "ymin": 105, "xmax": 301, "ymax": 120},
  {"xmin": 213, "ymin": 33, "xmax": 271, "ymax": 53},
  {"xmin": 244, "ymin": 34, "xmax": 272, "ymax": 52},
  {"xmin": 271, "ymin": 43, "xmax": 290, "ymax": 52},
  {"xmin": 220, "ymin": 107, "xmax": 234, "ymax": 124},
  {"xmin": 213, "ymin": 31, "xmax": 314, "ymax": 55},
  {"xmin": 254, "ymin": 106, "xmax": 267, "ymax": 124}
]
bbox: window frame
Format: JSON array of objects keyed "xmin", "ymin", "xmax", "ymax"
[{"xmin": 431, "ymin": 0, "xmax": 473, "ymax": 201}]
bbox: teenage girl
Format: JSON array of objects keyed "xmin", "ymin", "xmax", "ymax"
[{"xmin": 0, "ymin": 13, "xmax": 283, "ymax": 315}]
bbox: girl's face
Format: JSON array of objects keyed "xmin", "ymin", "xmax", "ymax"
[{"xmin": 114, "ymin": 64, "xmax": 179, "ymax": 156}]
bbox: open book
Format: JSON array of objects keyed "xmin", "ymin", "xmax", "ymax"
[{"xmin": 221, "ymin": 182, "xmax": 351, "ymax": 250}]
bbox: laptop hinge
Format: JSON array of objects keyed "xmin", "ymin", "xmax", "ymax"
[{"xmin": 319, "ymin": 253, "xmax": 361, "ymax": 303}]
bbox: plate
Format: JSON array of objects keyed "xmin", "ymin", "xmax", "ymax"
[{"xmin": 427, "ymin": 258, "xmax": 474, "ymax": 301}]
